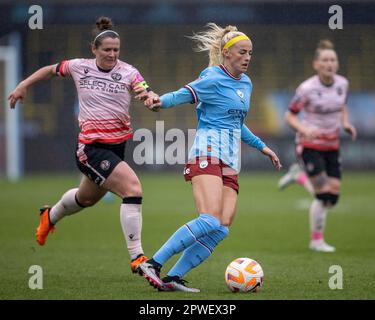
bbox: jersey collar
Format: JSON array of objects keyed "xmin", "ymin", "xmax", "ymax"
[{"xmin": 219, "ymin": 64, "xmax": 242, "ymax": 80}]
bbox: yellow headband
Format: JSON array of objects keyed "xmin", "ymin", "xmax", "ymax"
[{"xmin": 223, "ymin": 35, "xmax": 251, "ymax": 50}]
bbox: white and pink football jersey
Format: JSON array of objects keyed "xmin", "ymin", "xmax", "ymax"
[
  {"xmin": 289, "ymin": 74, "xmax": 349, "ymax": 151},
  {"xmin": 58, "ymin": 58, "xmax": 146, "ymax": 144}
]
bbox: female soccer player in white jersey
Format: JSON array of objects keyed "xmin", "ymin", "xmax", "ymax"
[
  {"xmin": 284, "ymin": 40, "xmax": 357, "ymax": 252},
  {"xmin": 137, "ymin": 23, "xmax": 282, "ymax": 292},
  {"xmin": 8, "ymin": 17, "xmax": 157, "ymax": 273}
]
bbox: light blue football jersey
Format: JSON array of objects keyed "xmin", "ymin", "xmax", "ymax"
[{"xmin": 184, "ymin": 65, "xmax": 252, "ymax": 171}]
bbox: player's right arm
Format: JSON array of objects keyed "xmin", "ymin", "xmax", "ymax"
[
  {"xmin": 143, "ymin": 87, "xmax": 192, "ymax": 111},
  {"xmin": 144, "ymin": 68, "xmax": 213, "ymax": 111},
  {"xmin": 8, "ymin": 63, "xmax": 58, "ymax": 109},
  {"xmin": 285, "ymin": 86, "xmax": 320, "ymax": 140}
]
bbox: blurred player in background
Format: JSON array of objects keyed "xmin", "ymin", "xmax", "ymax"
[
  {"xmin": 278, "ymin": 162, "xmax": 314, "ymax": 195},
  {"xmin": 137, "ymin": 23, "xmax": 281, "ymax": 292},
  {"xmin": 284, "ymin": 40, "xmax": 357, "ymax": 252},
  {"xmin": 8, "ymin": 16, "xmax": 157, "ymax": 273}
]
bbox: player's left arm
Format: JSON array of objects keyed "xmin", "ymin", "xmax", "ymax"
[
  {"xmin": 130, "ymin": 71, "xmax": 161, "ymax": 111},
  {"xmin": 341, "ymin": 104, "xmax": 357, "ymax": 141},
  {"xmin": 241, "ymin": 124, "xmax": 282, "ymax": 170}
]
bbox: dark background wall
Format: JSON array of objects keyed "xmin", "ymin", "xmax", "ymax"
[{"xmin": 1, "ymin": 1, "xmax": 374, "ymax": 173}]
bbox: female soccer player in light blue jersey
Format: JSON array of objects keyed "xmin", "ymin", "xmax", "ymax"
[{"xmin": 138, "ymin": 23, "xmax": 282, "ymax": 292}]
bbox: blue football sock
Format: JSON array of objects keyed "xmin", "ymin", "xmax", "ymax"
[
  {"xmin": 153, "ymin": 214, "xmax": 221, "ymax": 266},
  {"xmin": 167, "ymin": 225, "xmax": 229, "ymax": 278}
]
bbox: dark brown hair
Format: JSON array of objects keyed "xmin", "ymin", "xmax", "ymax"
[{"xmin": 92, "ymin": 16, "xmax": 119, "ymax": 48}]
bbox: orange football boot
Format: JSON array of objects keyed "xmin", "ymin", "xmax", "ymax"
[
  {"xmin": 36, "ymin": 206, "xmax": 55, "ymax": 246},
  {"xmin": 130, "ymin": 254, "xmax": 148, "ymax": 275}
]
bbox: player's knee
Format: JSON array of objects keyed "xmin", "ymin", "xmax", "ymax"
[
  {"xmin": 328, "ymin": 193, "xmax": 339, "ymax": 207},
  {"xmin": 316, "ymin": 193, "xmax": 339, "ymax": 208},
  {"xmin": 124, "ymin": 182, "xmax": 142, "ymax": 198},
  {"xmin": 75, "ymin": 197, "xmax": 96, "ymax": 207}
]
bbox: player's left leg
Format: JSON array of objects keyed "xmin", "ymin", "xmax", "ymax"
[
  {"xmin": 140, "ymin": 174, "xmax": 223, "ymax": 291},
  {"xmin": 102, "ymin": 161, "xmax": 147, "ymax": 272}
]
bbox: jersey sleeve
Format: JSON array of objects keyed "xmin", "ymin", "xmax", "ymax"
[
  {"xmin": 160, "ymin": 88, "xmax": 194, "ymax": 109},
  {"xmin": 185, "ymin": 69, "xmax": 215, "ymax": 104},
  {"xmin": 241, "ymin": 124, "xmax": 266, "ymax": 151},
  {"xmin": 130, "ymin": 68, "xmax": 152, "ymax": 92},
  {"xmin": 55, "ymin": 59, "xmax": 81, "ymax": 77},
  {"xmin": 288, "ymin": 84, "xmax": 308, "ymax": 114}
]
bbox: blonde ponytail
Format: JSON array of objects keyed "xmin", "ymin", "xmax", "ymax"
[
  {"xmin": 314, "ymin": 39, "xmax": 335, "ymax": 60},
  {"xmin": 189, "ymin": 23, "xmax": 248, "ymax": 66}
]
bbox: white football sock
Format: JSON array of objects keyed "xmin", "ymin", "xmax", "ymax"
[
  {"xmin": 309, "ymin": 199, "xmax": 327, "ymax": 240},
  {"xmin": 49, "ymin": 188, "xmax": 84, "ymax": 224},
  {"xmin": 120, "ymin": 203, "xmax": 144, "ymax": 260}
]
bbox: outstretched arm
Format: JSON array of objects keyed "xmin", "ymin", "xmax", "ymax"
[
  {"xmin": 142, "ymin": 87, "xmax": 194, "ymax": 111},
  {"xmin": 8, "ymin": 64, "xmax": 58, "ymax": 108},
  {"xmin": 241, "ymin": 124, "xmax": 282, "ymax": 170}
]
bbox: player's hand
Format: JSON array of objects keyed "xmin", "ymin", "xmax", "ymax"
[
  {"xmin": 144, "ymin": 93, "xmax": 161, "ymax": 112},
  {"xmin": 301, "ymin": 127, "xmax": 321, "ymax": 140},
  {"xmin": 8, "ymin": 83, "xmax": 27, "ymax": 109},
  {"xmin": 343, "ymin": 123, "xmax": 357, "ymax": 141},
  {"xmin": 134, "ymin": 85, "xmax": 149, "ymax": 101},
  {"xmin": 262, "ymin": 146, "xmax": 282, "ymax": 171}
]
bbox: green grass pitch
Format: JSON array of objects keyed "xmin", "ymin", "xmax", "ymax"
[{"xmin": 0, "ymin": 172, "xmax": 374, "ymax": 300}]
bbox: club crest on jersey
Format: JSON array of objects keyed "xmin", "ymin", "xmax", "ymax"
[
  {"xmin": 199, "ymin": 160, "xmax": 208, "ymax": 169},
  {"xmin": 336, "ymin": 87, "xmax": 343, "ymax": 96},
  {"xmin": 111, "ymin": 73, "xmax": 122, "ymax": 81},
  {"xmin": 100, "ymin": 160, "xmax": 111, "ymax": 171},
  {"xmin": 84, "ymin": 68, "xmax": 89, "ymax": 74},
  {"xmin": 236, "ymin": 89, "xmax": 244, "ymax": 99}
]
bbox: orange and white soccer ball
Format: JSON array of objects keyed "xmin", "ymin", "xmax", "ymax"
[{"xmin": 225, "ymin": 257, "xmax": 264, "ymax": 293}]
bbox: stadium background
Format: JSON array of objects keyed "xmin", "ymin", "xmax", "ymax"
[
  {"xmin": 0, "ymin": 0, "xmax": 374, "ymax": 301},
  {"xmin": 1, "ymin": 0, "xmax": 375, "ymax": 175}
]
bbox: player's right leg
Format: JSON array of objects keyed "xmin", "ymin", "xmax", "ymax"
[
  {"xmin": 36, "ymin": 176, "xmax": 107, "ymax": 246},
  {"xmin": 278, "ymin": 162, "xmax": 314, "ymax": 194},
  {"xmin": 278, "ymin": 163, "xmax": 303, "ymax": 190}
]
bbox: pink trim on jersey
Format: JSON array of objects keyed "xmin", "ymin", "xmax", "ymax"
[
  {"xmin": 79, "ymin": 118, "xmax": 133, "ymax": 144},
  {"xmin": 59, "ymin": 60, "xmax": 69, "ymax": 77},
  {"xmin": 58, "ymin": 58, "xmax": 145, "ymax": 144}
]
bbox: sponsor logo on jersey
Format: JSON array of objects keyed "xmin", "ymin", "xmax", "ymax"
[{"xmin": 84, "ymin": 68, "xmax": 89, "ymax": 74}]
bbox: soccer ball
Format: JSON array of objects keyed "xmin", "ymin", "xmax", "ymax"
[{"xmin": 225, "ymin": 257, "xmax": 264, "ymax": 293}]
